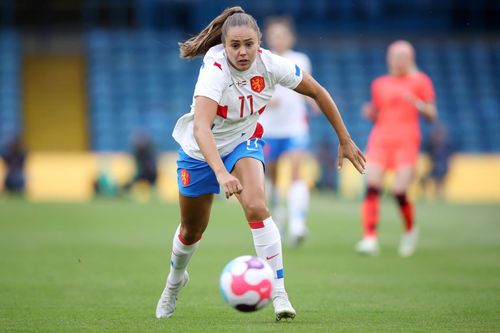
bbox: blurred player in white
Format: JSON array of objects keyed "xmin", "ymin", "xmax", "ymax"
[
  {"xmin": 260, "ymin": 17, "xmax": 318, "ymax": 246},
  {"xmin": 155, "ymin": 6, "xmax": 366, "ymax": 321}
]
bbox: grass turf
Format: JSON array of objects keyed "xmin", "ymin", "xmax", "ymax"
[{"xmin": 0, "ymin": 195, "xmax": 499, "ymax": 332}]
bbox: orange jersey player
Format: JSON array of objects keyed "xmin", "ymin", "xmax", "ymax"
[{"xmin": 356, "ymin": 40, "xmax": 437, "ymax": 257}]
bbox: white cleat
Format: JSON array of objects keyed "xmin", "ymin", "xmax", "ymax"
[
  {"xmin": 399, "ymin": 227, "xmax": 419, "ymax": 257},
  {"xmin": 356, "ymin": 237, "xmax": 380, "ymax": 256},
  {"xmin": 273, "ymin": 291, "xmax": 296, "ymax": 321},
  {"xmin": 155, "ymin": 271, "xmax": 189, "ymax": 319}
]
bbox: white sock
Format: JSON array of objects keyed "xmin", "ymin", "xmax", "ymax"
[
  {"xmin": 248, "ymin": 217, "xmax": 285, "ymax": 294},
  {"xmin": 166, "ymin": 225, "xmax": 200, "ymax": 285},
  {"xmin": 288, "ymin": 180, "xmax": 310, "ymax": 237}
]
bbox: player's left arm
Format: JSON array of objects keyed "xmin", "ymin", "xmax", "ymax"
[
  {"xmin": 294, "ymin": 72, "xmax": 366, "ymax": 174},
  {"xmin": 414, "ymin": 99, "xmax": 436, "ymax": 122},
  {"xmin": 301, "ymin": 56, "xmax": 321, "ymax": 115},
  {"xmin": 411, "ymin": 73, "xmax": 437, "ymax": 122}
]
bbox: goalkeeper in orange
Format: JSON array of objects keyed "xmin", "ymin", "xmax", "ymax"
[{"xmin": 356, "ymin": 40, "xmax": 437, "ymax": 257}]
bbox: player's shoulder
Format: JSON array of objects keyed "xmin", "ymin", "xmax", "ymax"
[
  {"xmin": 372, "ymin": 74, "xmax": 391, "ymax": 86},
  {"xmin": 200, "ymin": 44, "xmax": 229, "ymax": 78},
  {"xmin": 413, "ymin": 70, "xmax": 432, "ymax": 83},
  {"xmin": 204, "ymin": 44, "xmax": 225, "ymax": 62}
]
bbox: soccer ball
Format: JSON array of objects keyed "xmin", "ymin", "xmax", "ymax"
[{"xmin": 219, "ymin": 255, "xmax": 274, "ymax": 312}]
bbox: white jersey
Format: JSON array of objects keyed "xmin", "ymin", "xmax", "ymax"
[
  {"xmin": 259, "ymin": 50, "xmax": 312, "ymax": 138},
  {"xmin": 172, "ymin": 44, "xmax": 303, "ymax": 161}
]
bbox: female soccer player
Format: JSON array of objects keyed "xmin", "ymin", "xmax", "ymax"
[
  {"xmin": 155, "ymin": 7, "xmax": 366, "ymax": 321},
  {"xmin": 356, "ymin": 40, "xmax": 436, "ymax": 257},
  {"xmin": 259, "ymin": 16, "xmax": 318, "ymax": 246}
]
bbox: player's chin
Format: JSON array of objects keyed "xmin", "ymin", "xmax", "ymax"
[{"xmin": 236, "ymin": 61, "xmax": 250, "ymax": 70}]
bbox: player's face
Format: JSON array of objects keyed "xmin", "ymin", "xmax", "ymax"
[
  {"xmin": 387, "ymin": 43, "xmax": 415, "ymax": 76},
  {"xmin": 224, "ymin": 25, "xmax": 260, "ymax": 71},
  {"xmin": 265, "ymin": 23, "xmax": 294, "ymax": 55}
]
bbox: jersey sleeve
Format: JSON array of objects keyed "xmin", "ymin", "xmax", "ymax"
[
  {"xmin": 269, "ymin": 53, "xmax": 303, "ymax": 90},
  {"xmin": 193, "ymin": 60, "xmax": 226, "ymax": 103},
  {"xmin": 416, "ymin": 73, "xmax": 436, "ymax": 103},
  {"xmin": 371, "ymin": 78, "xmax": 382, "ymax": 110}
]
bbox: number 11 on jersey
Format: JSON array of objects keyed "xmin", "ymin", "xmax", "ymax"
[{"xmin": 239, "ymin": 95, "xmax": 254, "ymax": 118}]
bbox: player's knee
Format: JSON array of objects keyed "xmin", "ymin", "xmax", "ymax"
[
  {"xmin": 243, "ymin": 198, "xmax": 269, "ymax": 221},
  {"xmin": 179, "ymin": 225, "xmax": 204, "ymax": 244},
  {"xmin": 366, "ymin": 186, "xmax": 380, "ymax": 199},
  {"xmin": 393, "ymin": 192, "xmax": 408, "ymax": 206}
]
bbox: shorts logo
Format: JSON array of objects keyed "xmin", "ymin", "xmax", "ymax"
[
  {"xmin": 246, "ymin": 138, "xmax": 259, "ymax": 151},
  {"xmin": 180, "ymin": 169, "xmax": 191, "ymax": 186},
  {"xmin": 250, "ymin": 76, "xmax": 265, "ymax": 93}
]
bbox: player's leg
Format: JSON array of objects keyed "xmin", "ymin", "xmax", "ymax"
[
  {"xmin": 264, "ymin": 138, "xmax": 286, "ymax": 232},
  {"xmin": 356, "ymin": 163, "xmax": 385, "ymax": 255},
  {"xmin": 232, "ymin": 157, "xmax": 296, "ymax": 320},
  {"xmin": 393, "ymin": 140, "xmax": 420, "ymax": 257},
  {"xmin": 266, "ymin": 160, "xmax": 286, "ymax": 231},
  {"xmin": 267, "ymin": 160, "xmax": 279, "ymax": 204},
  {"xmin": 286, "ymin": 149, "xmax": 310, "ymax": 246},
  {"xmin": 393, "ymin": 166, "xmax": 419, "ymax": 257},
  {"xmin": 171, "ymin": 193, "xmax": 213, "ymax": 282},
  {"xmin": 156, "ymin": 193, "xmax": 213, "ymax": 318},
  {"xmin": 157, "ymin": 151, "xmax": 219, "ymax": 318}
]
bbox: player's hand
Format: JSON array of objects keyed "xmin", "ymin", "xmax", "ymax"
[
  {"xmin": 362, "ymin": 102, "xmax": 377, "ymax": 121},
  {"xmin": 403, "ymin": 90, "xmax": 425, "ymax": 110},
  {"xmin": 216, "ymin": 171, "xmax": 243, "ymax": 199},
  {"xmin": 337, "ymin": 139, "xmax": 366, "ymax": 174}
]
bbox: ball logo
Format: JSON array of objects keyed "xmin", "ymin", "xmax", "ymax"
[
  {"xmin": 180, "ymin": 169, "xmax": 190, "ymax": 186},
  {"xmin": 250, "ymin": 76, "xmax": 265, "ymax": 93}
]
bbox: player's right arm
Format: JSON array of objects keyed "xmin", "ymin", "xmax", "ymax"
[
  {"xmin": 362, "ymin": 102, "xmax": 377, "ymax": 121},
  {"xmin": 193, "ymin": 96, "xmax": 243, "ymax": 199},
  {"xmin": 363, "ymin": 79, "xmax": 380, "ymax": 122}
]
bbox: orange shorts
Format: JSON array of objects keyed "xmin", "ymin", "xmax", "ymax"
[{"xmin": 366, "ymin": 136, "xmax": 420, "ymax": 170}]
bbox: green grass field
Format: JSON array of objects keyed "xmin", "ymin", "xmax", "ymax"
[{"xmin": 1, "ymin": 195, "xmax": 499, "ymax": 332}]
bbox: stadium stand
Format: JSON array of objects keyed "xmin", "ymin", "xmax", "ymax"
[
  {"xmin": 85, "ymin": 31, "xmax": 500, "ymax": 153},
  {"xmin": 0, "ymin": 30, "xmax": 21, "ymax": 148},
  {"xmin": 85, "ymin": 29, "xmax": 199, "ymax": 151}
]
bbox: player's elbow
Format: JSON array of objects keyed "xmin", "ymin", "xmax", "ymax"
[
  {"xmin": 305, "ymin": 83, "xmax": 325, "ymax": 101},
  {"xmin": 296, "ymin": 73, "xmax": 325, "ymax": 100},
  {"xmin": 312, "ymin": 85, "xmax": 330, "ymax": 106}
]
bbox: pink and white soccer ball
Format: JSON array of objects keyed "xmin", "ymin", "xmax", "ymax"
[{"xmin": 220, "ymin": 255, "xmax": 274, "ymax": 312}]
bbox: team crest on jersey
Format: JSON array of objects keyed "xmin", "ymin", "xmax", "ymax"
[
  {"xmin": 250, "ymin": 76, "xmax": 265, "ymax": 93},
  {"xmin": 180, "ymin": 169, "xmax": 191, "ymax": 186}
]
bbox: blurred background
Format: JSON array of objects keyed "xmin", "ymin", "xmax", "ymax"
[{"xmin": 0, "ymin": 0, "xmax": 499, "ymax": 202}]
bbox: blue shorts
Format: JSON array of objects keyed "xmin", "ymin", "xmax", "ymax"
[
  {"xmin": 264, "ymin": 135, "xmax": 309, "ymax": 163},
  {"xmin": 177, "ymin": 138, "xmax": 265, "ymax": 197}
]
